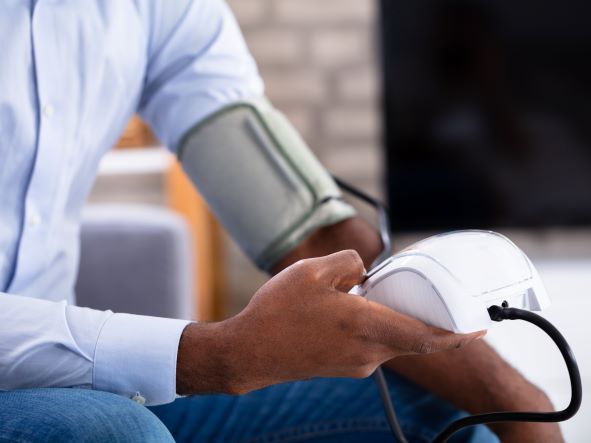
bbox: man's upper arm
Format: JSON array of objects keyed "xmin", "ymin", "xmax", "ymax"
[
  {"xmin": 136, "ymin": 1, "xmax": 358, "ymax": 271},
  {"xmin": 138, "ymin": 0, "xmax": 264, "ymax": 152}
]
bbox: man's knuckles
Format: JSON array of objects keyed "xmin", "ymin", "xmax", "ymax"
[
  {"xmin": 287, "ymin": 253, "xmax": 365, "ymax": 293},
  {"xmin": 410, "ymin": 329, "xmax": 480, "ymax": 355},
  {"xmin": 411, "ymin": 339, "xmax": 436, "ymax": 354},
  {"xmin": 316, "ymin": 250, "xmax": 365, "ymax": 285}
]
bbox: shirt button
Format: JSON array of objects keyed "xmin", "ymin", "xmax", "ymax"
[
  {"xmin": 29, "ymin": 213, "xmax": 42, "ymax": 229},
  {"xmin": 131, "ymin": 393, "xmax": 146, "ymax": 405},
  {"xmin": 42, "ymin": 103, "xmax": 55, "ymax": 119}
]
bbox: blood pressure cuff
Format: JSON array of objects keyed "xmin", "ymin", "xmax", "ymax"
[{"xmin": 177, "ymin": 97, "xmax": 357, "ymax": 271}]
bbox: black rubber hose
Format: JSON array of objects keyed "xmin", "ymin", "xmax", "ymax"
[
  {"xmin": 375, "ymin": 366, "xmax": 409, "ymax": 443},
  {"xmin": 432, "ymin": 306, "xmax": 583, "ymax": 443},
  {"xmin": 331, "ymin": 176, "xmax": 405, "ymax": 441},
  {"xmin": 331, "ymin": 176, "xmax": 393, "ymax": 264}
]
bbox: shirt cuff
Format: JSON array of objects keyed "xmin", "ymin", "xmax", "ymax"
[{"xmin": 93, "ymin": 313, "xmax": 191, "ymax": 406}]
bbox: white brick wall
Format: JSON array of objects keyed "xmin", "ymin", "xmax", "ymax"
[
  {"xmin": 274, "ymin": 0, "xmax": 376, "ymax": 25},
  {"xmin": 245, "ymin": 29, "xmax": 305, "ymax": 64},
  {"xmin": 310, "ymin": 29, "xmax": 373, "ymax": 67},
  {"xmin": 227, "ymin": 0, "xmax": 383, "ymax": 195},
  {"xmin": 226, "ymin": 0, "xmax": 267, "ymax": 27},
  {"xmin": 262, "ymin": 69, "xmax": 328, "ymax": 104},
  {"xmin": 336, "ymin": 67, "xmax": 379, "ymax": 103},
  {"xmin": 224, "ymin": 0, "xmax": 384, "ymax": 314},
  {"xmin": 323, "ymin": 106, "xmax": 379, "ymax": 142}
]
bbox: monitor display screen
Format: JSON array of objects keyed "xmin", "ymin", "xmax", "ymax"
[{"xmin": 381, "ymin": 0, "xmax": 591, "ymax": 232}]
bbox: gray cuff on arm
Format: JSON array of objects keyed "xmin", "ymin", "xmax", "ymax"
[{"xmin": 178, "ymin": 97, "xmax": 356, "ymax": 271}]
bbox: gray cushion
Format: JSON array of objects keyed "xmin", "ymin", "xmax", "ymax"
[{"xmin": 75, "ymin": 205, "xmax": 194, "ymax": 320}]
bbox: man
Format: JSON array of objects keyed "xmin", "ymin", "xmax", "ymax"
[{"xmin": 0, "ymin": 1, "xmax": 560, "ymax": 442}]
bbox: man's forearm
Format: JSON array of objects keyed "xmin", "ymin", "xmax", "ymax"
[
  {"xmin": 273, "ymin": 216, "xmax": 562, "ymax": 442},
  {"xmin": 386, "ymin": 341, "xmax": 560, "ymax": 441}
]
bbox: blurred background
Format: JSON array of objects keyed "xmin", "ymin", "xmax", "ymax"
[
  {"xmin": 85, "ymin": 0, "xmax": 590, "ymax": 440},
  {"xmin": 383, "ymin": 0, "xmax": 591, "ymax": 232}
]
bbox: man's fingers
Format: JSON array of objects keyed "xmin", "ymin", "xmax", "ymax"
[
  {"xmin": 411, "ymin": 327, "xmax": 486, "ymax": 354},
  {"xmin": 311, "ymin": 250, "xmax": 366, "ymax": 291},
  {"xmin": 366, "ymin": 301, "xmax": 486, "ymax": 355}
]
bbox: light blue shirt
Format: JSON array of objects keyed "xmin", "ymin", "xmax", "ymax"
[{"xmin": 0, "ymin": 0, "xmax": 263, "ymax": 405}]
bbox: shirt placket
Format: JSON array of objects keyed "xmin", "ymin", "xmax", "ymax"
[{"xmin": 9, "ymin": 2, "xmax": 68, "ymax": 290}]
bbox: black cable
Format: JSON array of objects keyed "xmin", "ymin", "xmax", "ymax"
[
  {"xmin": 331, "ymin": 176, "xmax": 393, "ymax": 265},
  {"xmin": 333, "ymin": 176, "xmax": 406, "ymax": 442},
  {"xmin": 432, "ymin": 305, "xmax": 583, "ymax": 443},
  {"xmin": 375, "ymin": 366, "xmax": 409, "ymax": 443}
]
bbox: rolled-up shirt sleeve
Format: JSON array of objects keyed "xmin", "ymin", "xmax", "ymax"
[
  {"xmin": 0, "ymin": 293, "xmax": 190, "ymax": 406},
  {"xmin": 138, "ymin": 0, "xmax": 264, "ymax": 152}
]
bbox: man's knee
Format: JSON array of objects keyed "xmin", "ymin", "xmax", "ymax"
[{"xmin": 0, "ymin": 389, "xmax": 174, "ymax": 443}]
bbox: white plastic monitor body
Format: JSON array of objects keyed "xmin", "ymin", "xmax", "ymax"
[{"xmin": 350, "ymin": 230, "xmax": 551, "ymax": 333}]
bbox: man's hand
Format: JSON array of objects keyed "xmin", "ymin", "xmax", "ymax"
[{"xmin": 177, "ymin": 250, "xmax": 485, "ymax": 396}]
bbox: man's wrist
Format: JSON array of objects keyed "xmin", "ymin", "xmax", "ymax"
[
  {"xmin": 271, "ymin": 217, "xmax": 383, "ymax": 274},
  {"xmin": 490, "ymin": 387, "xmax": 560, "ymax": 441},
  {"xmin": 176, "ymin": 321, "xmax": 242, "ymax": 396}
]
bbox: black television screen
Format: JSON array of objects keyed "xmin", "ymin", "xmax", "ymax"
[{"xmin": 381, "ymin": 0, "xmax": 591, "ymax": 232}]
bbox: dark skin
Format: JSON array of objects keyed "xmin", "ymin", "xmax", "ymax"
[{"xmin": 178, "ymin": 217, "xmax": 563, "ymax": 442}]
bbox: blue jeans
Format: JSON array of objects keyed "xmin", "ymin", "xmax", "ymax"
[{"xmin": 0, "ymin": 371, "xmax": 499, "ymax": 443}]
